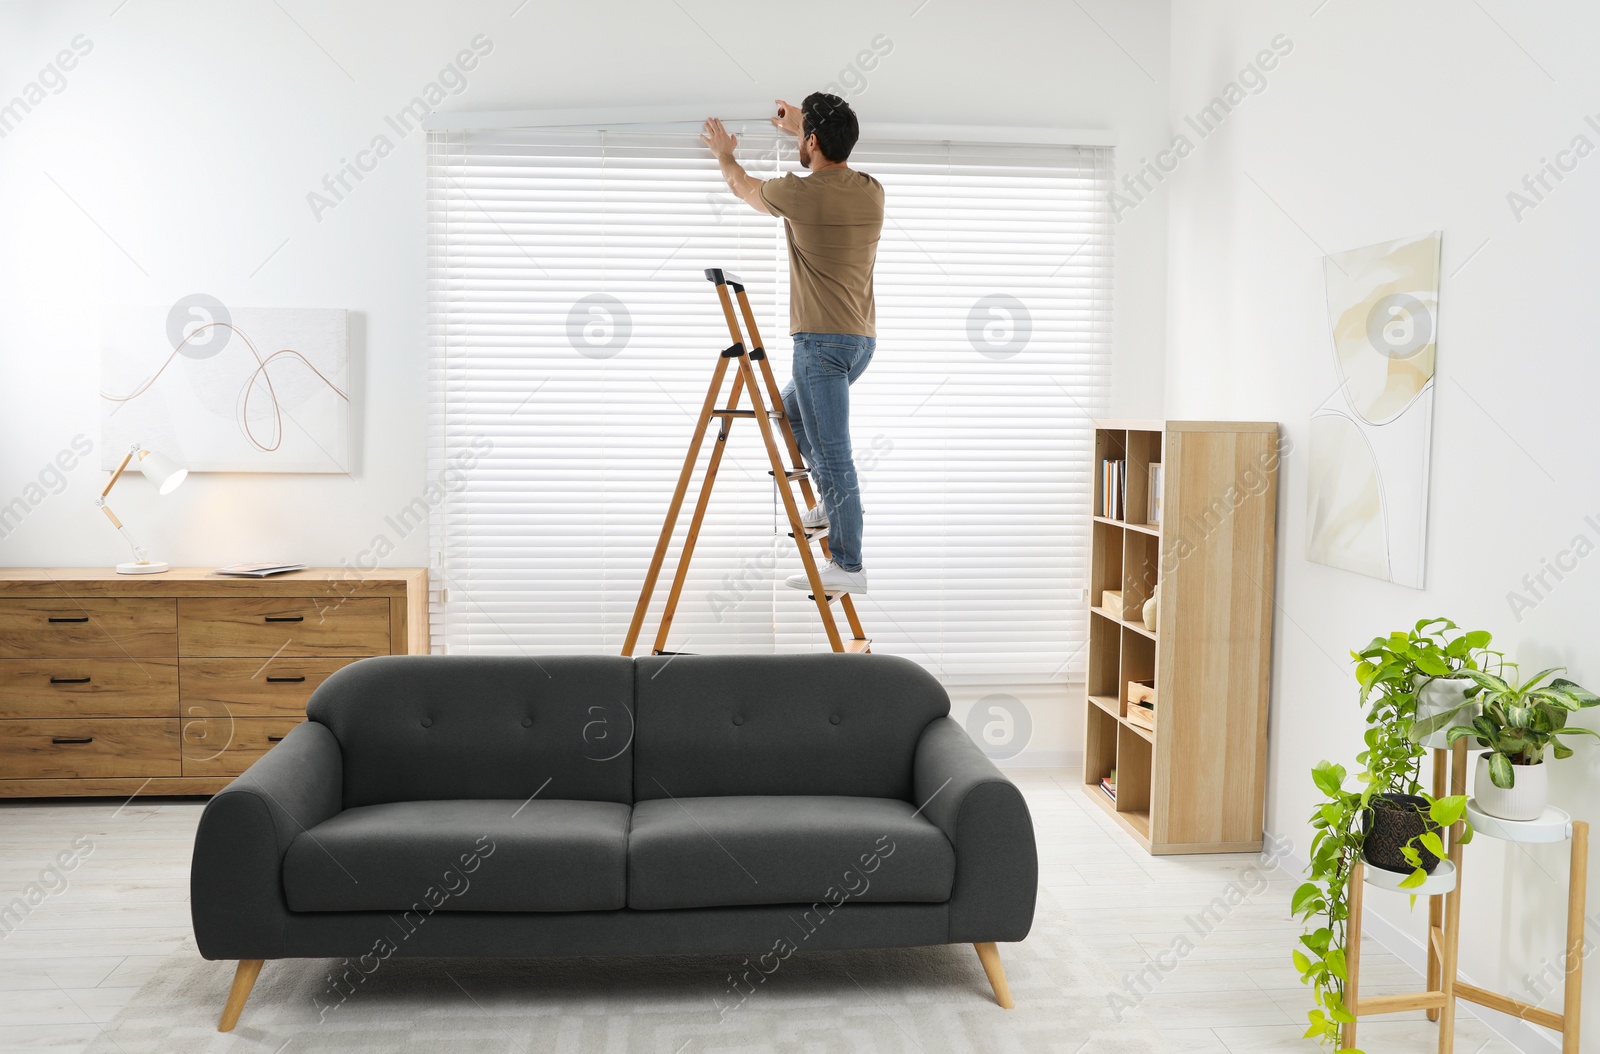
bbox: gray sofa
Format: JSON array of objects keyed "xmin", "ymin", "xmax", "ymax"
[{"xmin": 190, "ymin": 652, "xmax": 1038, "ymax": 1031}]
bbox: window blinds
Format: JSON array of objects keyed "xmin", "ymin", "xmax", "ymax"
[{"xmin": 425, "ymin": 124, "xmax": 1111, "ymax": 687}]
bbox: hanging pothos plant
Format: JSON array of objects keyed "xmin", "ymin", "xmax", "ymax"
[{"xmin": 1291, "ymin": 619, "xmax": 1489, "ymax": 1050}]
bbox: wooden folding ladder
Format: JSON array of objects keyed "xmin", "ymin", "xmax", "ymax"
[{"xmin": 621, "ymin": 268, "xmax": 870, "ymax": 656}]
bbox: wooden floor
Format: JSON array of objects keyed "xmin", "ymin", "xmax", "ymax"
[{"xmin": 0, "ymin": 769, "xmax": 1519, "ymax": 1053}]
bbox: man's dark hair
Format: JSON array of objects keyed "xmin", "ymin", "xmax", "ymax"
[{"xmin": 802, "ymin": 92, "xmax": 859, "ymax": 162}]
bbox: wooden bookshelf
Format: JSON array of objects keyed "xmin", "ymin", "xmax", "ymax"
[{"xmin": 1082, "ymin": 421, "xmax": 1279, "ymax": 854}]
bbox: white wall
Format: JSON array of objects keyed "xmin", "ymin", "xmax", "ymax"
[
  {"xmin": 0, "ymin": 0, "xmax": 1172, "ymax": 764},
  {"xmin": 1165, "ymin": 0, "xmax": 1600, "ymax": 1047}
]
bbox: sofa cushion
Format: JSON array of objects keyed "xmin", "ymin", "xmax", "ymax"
[
  {"xmin": 627, "ymin": 795, "xmax": 955, "ymax": 910},
  {"xmin": 306, "ymin": 655, "xmax": 634, "ymax": 807},
  {"xmin": 283, "ymin": 799, "xmax": 629, "ymax": 912},
  {"xmin": 633, "ymin": 654, "xmax": 949, "ymax": 800}
]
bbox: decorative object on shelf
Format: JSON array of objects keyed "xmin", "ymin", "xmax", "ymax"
[
  {"xmin": 1440, "ymin": 664, "xmax": 1600, "ymax": 820},
  {"xmin": 96, "ymin": 444, "xmax": 188, "ymax": 574},
  {"xmin": 1295, "ymin": 617, "xmax": 1490, "ymax": 1048},
  {"xmin": 101, "ymin": 301, "xmax": 351, "ymax": 472},
  {"xmin": 1141, "ymin": 584, "xmax": 1159, "ymax": 632},
  {"xmin": 1306, "ymin": 230, "xmax": 1440, "ymax": 589},
  {"xmin": 1082, "ymin": 420, "xmax": 1278, "ymax": 855},
  {"xmin": 1099, "ymin": 589, "xmax": 1142, "ymax": 621},
  {"xmin": 1126, "ymin": 680, "xmax": 1156, "ymax": 732}
]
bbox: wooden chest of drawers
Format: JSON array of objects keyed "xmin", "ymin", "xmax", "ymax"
[{"xmin": 0, "ymin": 568, "xmax": 428, "ymax": 797}]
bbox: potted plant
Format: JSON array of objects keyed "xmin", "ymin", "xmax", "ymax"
[
  {"xmin": 1445, "ymin": 665, "xmax": 1600, "ymax": 820},
  {"xmin": 1355, "ymin": 618, "xmax": 1492, "ymax": 750},
  {"xmin": 1294, "ymin": 618, "xmax": 1487, "ymax": 1049},
  {"xmin": 1351, "ymin": 619, "xmax": 1489, "ymax": 863}
]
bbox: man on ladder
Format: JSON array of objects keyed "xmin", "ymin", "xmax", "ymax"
[{"xmin": 700, "ymin": 93, "xmax": 883, "ymax": 595}]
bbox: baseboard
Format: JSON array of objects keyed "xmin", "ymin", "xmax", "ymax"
[
  {"xmin": 1268, "ymin": 828, "xmax": 1561, "ymax": 1054},
  {"xmin": 996, "ymin": 749, "xmax": 1079, "ymax": 770}
]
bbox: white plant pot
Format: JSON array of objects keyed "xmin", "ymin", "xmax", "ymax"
[
  {"xmin": 1473, "ymin": 753, "xmax": 1549, "ymax": 821},
  {"xmin": 1414, "ymin": 676, "xmax": 1478, "ymax": 750}
]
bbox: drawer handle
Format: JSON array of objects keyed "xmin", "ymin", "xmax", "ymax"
[
  {"xmin": 51, "ymin": 737, "xmax": 93, "ymax": 745},
  {"xmin": 266, "ymin": 735, "xmax": 287, "ymax": 743},
  {"xmin": 49, "ymin": 676, "xmax": 92, "ymax": 684},
  {"xmin": 47, "ymin": 616, "xmax": 90, "ymax": 624},
  {"xmin": 264, "ymin": 615, "xmax": 304, "ymax": 623},
  {"xmin": 265, "ymin": 675, "xmax": 306, "ymax": 683}
]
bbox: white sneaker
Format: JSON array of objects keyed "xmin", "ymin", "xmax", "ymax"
[
  {"xmin": 800, "ymin": 501, "xmax": 829, "ymax": 530},
  {"xmin": 786, "ymin": 560, "xmax": 868, "ymax": 595}
]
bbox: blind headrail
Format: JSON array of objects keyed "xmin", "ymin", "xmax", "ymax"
[{"xmin": 421, "ymin": 105, "xmax": 1117, "ymax": 147}]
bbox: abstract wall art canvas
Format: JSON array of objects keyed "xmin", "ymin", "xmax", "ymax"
[
  {"xmin": 101, "ymin": 301, "xmax": 350, "ymax": 473},
  {"xmin": 1306, "ymin": 231, "xmax": 1440, "ymax": 589}
]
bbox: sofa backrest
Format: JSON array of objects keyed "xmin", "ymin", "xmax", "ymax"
[
  {"xmin": 632, "ymin": 653, "xmax": 949, "ymax": 802},
  {"xmin": 306, "ymin": 655, "xmax": 634, "ymax": 808}
]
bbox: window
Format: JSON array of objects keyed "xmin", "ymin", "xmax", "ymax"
[{"xmin": 426, "ymin": 121, "xmax": 1111, "ymax": 699}]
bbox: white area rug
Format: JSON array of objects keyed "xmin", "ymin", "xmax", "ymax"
[{"xmin": 85, "ymin": 901, "xmax": 1161, "ymax": 1053}]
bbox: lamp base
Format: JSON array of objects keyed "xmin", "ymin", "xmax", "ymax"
[{"xmin": 116, "ymin": 560, "xmax": 170, "ymax": 575}]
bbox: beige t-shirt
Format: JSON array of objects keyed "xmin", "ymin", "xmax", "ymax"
[{"xmin": 759, "ymin": 168, "xmax": 884, "ymax": 337}]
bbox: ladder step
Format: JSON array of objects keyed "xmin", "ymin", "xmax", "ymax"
[
  {"xmin": 807, "ymin": 592, "xmax": 843, "ymax": 603},
  {"xmin": 769, "ymin": 468, "xmax": 809, "ymax": 481},
  {"xmin": 787, "ymin": 526, "xmax": 828, "ymax": 541},
  {"xmin": 652, "ymin": 650, "xmax": 695, "ymax": 656},
  {"xmin": 842, "ymin": 639, "xmax": 871, "ymax": 654},
  {"xmin": 711, "ymin": 409, "xmax": 783, "ymax": 419}
]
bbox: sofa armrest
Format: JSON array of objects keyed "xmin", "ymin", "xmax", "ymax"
[
  {"xmin": 913, "ymin": 717, "xmax": 1038, "ymax": 943},
  {"xmin": 190, "ymin": 720, "xmax": 343, "ymax": 961}
]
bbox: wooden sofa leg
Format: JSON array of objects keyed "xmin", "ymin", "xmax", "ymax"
[
  {"xmin": 218, "ymin": 959, "xmax": 264, "ymax": 1032},
  {"xmin": 973, "ymin": 942, "xmax": 1014, "ymax": 1009}
]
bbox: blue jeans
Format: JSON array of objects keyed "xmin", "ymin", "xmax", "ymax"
[{"xmin": 780, "ymin": 332, "xmax": 875, "ymax": 572}]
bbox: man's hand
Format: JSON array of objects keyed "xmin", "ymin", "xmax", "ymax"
[
  {"xmin": 700, "ymin": 118, "xmax": 738, "ymax": 161},
  {"xmin": 702, "ymin": 116, "xmax": 770, "ymax": 215},
  {"xmin": 771, "ymin": 99, "xmax": 802, "ymax": 137}
]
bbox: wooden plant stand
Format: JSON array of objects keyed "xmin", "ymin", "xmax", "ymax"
[{"xmin": 1343, "ymin": 741, "xmax": 1588, "ymax": 1052}]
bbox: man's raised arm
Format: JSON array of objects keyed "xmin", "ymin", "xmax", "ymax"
[{"xmin": 701, "ymin": 117, "xmax": 771, "ymax": 215}]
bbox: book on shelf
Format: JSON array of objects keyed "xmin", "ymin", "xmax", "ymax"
[
  {"xmin": 1148, "ymin": 463, "xmax": 1163, "ymax": 526},
  {"xmin": 213, "ymin": 562, "xmax": 308, "ymax": 578},
  {"xmin": 1100, "ymin": 775, "xmax": 1117, "ymax": 801},
  {"xmin": 1101, "ymin": 458, "xmax": 1127, "ymax": 520}
]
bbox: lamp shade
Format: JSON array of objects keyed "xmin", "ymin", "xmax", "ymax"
[{"xmin": 136, "ymin": 449, "xmax": 187, "ymax": 495}]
